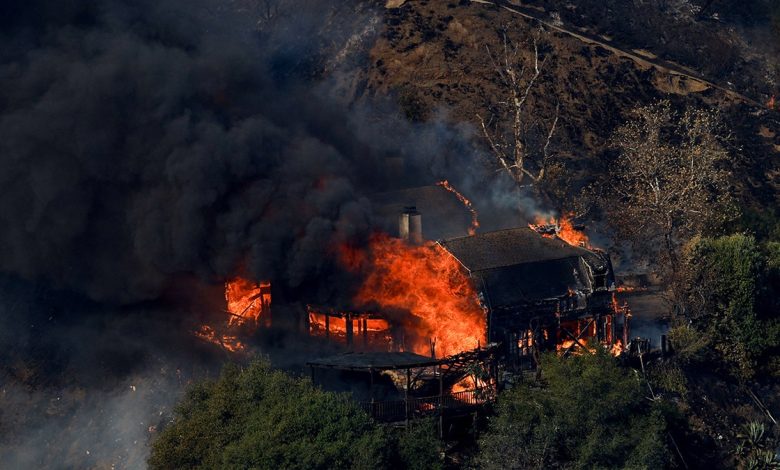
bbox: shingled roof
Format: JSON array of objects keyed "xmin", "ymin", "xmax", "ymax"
[{"xmin": 438, "ymin": 227, "xmax": 592, "ymax": 273}]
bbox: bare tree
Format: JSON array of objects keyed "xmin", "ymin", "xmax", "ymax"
[
  {"xmin": 607, "ymin": 100, "xmax": 736, "ymax": 274},
  {"xmin": 477, "ymin": 27, "xmax": 560, "ymax": 188},
  {"xmin": 254, "ymin": 0, "xmax": 283, "ymax": 32}
]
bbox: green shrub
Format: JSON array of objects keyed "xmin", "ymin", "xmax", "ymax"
[
  {"xmin": 475, "ymin": 349, "xmax": 670, "ymax": 469},
  {"xmin": 667, "ymin": 325, "xmax": 710, "ymax": 365},
  {"xmin": 682, "ymin": 234, "xmax": 769, "ymax": 378},
  {"xmin": 149, "ymin": 360, "xmax": 415, "ymax": 469},
  {"xmin": 648, "ymin": 362, "xmax": 689, "ymax": 398}
]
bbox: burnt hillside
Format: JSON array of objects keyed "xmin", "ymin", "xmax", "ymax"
[{"xmin": 361, "ymin": 0, "xmax": 779, "ymax": 211}]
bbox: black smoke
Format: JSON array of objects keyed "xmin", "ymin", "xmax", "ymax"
[
  {"xmin": 0, "ymin": 0, "xmax": 388, "ymax": 304},
  {"xmin": 0, "ymin": 1, "xmax": 533, "ymax": 467},
  {"xmin": 0, "ymin": 1, "xmax": 394, "ymax": 467}
]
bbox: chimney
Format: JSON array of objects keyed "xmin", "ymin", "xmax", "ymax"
[{"xmin": 399, "ymin": 206, "xmax": 423, "ymax": 245}]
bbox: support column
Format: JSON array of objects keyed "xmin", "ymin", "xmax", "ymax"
[
  {"xmin": 346, "ymin": 313, "xmax": 353, "ymax": 347},
  {"xmin": 438, "ymin": 364, "xmax": 444, "ymax": 439},
  {"xmin": 405, "ymin": 368, "xmax": 411, "ymax": 428}
]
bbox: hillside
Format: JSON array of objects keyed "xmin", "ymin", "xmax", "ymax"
[{"xmin": 361, "ymin": 0, "xmax": 779, "ymax": 211}]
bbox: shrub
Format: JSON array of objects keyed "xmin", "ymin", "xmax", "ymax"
[
  {"xmin": 149, "ymin": 360, "xmax": 417, "ymax": 469},
  {"xmin": 475, "ymin": 349, "xmax": 670, "ymax": 469}
]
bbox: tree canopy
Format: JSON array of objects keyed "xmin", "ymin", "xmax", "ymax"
[
  {"xmin": 605, "ymin": 100, "xmax": 735, "ymax": 273},
  {"xmin": 149, "ymin": 359, "xmax": 440, "ymax": 470},
  {"xmin": 476, "ymin": 350, "xmax": 671, "ymax": 469},
  {"xmin": 680, "ymin": 234, "xmax": 780, "ymax": 378}
]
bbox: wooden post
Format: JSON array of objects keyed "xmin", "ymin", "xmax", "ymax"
[
  {"xmin": 363, "ymin": 317, "xmax": 368, "ymax": 348},
  {"xmin": 325, "ymin": 313, "xmax": 330, "ymax": 340},
  {"xmin": 346, "ymin": 313, "xmax": 353, "ymax": 347},
  {"xmin": 623, "ymin": 310, "xmax": 630, "ymax": 347},
  {"xmin": 405, "ymin": 367, "xmax": 411, "ymax": 428},
  {"xmin": 369, "ymin": 368, "xmax": 375, "ymax": 418},
  {"xmin": 438, "ymin": 364, "xmax": 444, "ymax": 439}
]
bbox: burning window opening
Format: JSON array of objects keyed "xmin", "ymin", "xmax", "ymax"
[
  {"xmin": 194, "ymin": 278, "xmax": 271, "ymax": 353},
  {"xmin": 307, "ymin": 306, "xmax": 394, "ymax": 349},
  {"xmin": 225, "ymin": 278, "xmax": 271, "ymax": 326}
]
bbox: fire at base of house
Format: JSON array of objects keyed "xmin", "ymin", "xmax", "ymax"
[{"xmin": 202, "ymin": 184, "xmax": 629, "ymax": 373}]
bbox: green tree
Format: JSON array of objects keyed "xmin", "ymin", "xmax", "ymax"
[
  {"xmin": 149, "ymin": 360, "xmax": 438, "ymax": 469},
  {"xmin": 681, "ymin": 234, "xmax": 777, "ymax": 378},
  {"xmin": 476, "ymin": 350, "xmax": 670, "ymax": 469}
]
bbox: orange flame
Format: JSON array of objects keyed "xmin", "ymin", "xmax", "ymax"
[
  {"xmin": 529, "ymin": 212, "xmax": 589, "ymax": 247},
  {"xmin": 194, "ymin": 278, "xmax": 271, "ymax": 353},
  {"xmin": 225, "ymin": 278, "xmax": 271, "ymax": 325},
  {"xmin": 614, "ymin": 286, "xmax": 647, "ymax": 293},
  {"xmin": 343, "ymin": 234, "xmax": 486, "ymax": 357},
  {"xmin": 194, "ymin": 325, "xmax": 245, "ymax": 352},
  {"xmin": 437, "ymin": 180, "xmax": 480, "ymax": 236}
]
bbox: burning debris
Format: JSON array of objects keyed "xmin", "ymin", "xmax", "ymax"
[
  {"xmin": 436, "ymin": 180, "xmax": 480, "ymax": 235},
  {"xmin": 194, "ymin": 325, "xmax": 245, "ymax": 353},
  {"xmin": 529, "ymin": 213, "xmax": 590, "ymax": 248},
  {"xmin": 224, "ymin": 278, "xmax": 271, "ymax": 326}
]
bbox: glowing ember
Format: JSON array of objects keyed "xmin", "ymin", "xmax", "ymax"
[
  {"xmin": 437, "ymin": 180, "xmax": 480, "ymax": 235},
  {"xmin": 769, "ymin": 95, "xmax": 776, "ymax": 110},
  {"xmin": 225, "ymin": 278, "xmax": 271, "ymax": 325},
  {"xmin": 614, "ymin": 285, "xmax": 647, "ymax": 293},
  {"xmin": 194, "ymin": 325, "xmax": 245, "ymax": 352},
  {"xmin": 529, "ymin": 212, "xmax": 589, "ymax": 247},
  {"xmin": 343, "ymin": 234, "xmax": 486, "ymax": 357}
]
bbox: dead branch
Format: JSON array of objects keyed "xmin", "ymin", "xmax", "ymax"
[{"xmin": 478, "ymin": 28, "xmax": 558, "ymax": 187}]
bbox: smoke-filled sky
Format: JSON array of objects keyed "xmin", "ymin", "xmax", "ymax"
[
  {"xmin": 0, "ymin": 0, "xmax": 386, "ymax": 304},
  {"xmin": 0, "ymin": 0, "xmax": 528, "ymax": 307},
  {"xmin": 0, "ymin": 1, "xmax": 532, "ymax": 467}
]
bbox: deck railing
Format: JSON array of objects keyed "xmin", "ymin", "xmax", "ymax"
[{"xmin": 359, "ymin": 388, "xmax": 494, "ymax": 422}]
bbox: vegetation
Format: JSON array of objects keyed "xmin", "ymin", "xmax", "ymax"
[
  {"xmin": 679, "ymin": 234, "xmax": 780, "ymax": 378},
  {"xmin": 475, "ymin": 350, "xmax": 671, "ymax": 469},
  {"xmin": 605, "ymin": 101, "xmax": 735, "ymax": 274},
  {"xmin": 735, "ymin": 421, "xmax": 780, "ymax": 469},
  {"xmin": 476, "ymin": 27, "xmax": 561, "ymax": 189},
  {"xmin": 149, "ymin": 360, "xmax": 440, "ymax": 470}
]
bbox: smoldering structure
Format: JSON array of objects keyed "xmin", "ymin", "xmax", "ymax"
[
  {"xmin": 259, "ymin": 184, "xmax": 628, "ymax": 425},
  {"xmin": 439, "ymin": 227, "xmax": 628, "ymax": 366}
]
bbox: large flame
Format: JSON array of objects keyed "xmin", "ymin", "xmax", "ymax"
[
  {"xmin": 194, "ymin": 278, "xmax": 271, "ymax": 353},
  {"xmin": 225, "ymin": 278, "xmax": 271, "ymax": 325},
  {"xmin": 437, "ymin": 180, "xmax": 480, "ymax": 235},
  {"xmin": 343, "ymin": 234, "xmax": 486, "ymax": 357},
  {"xmin": 529, "ymin": 212, "xmax": 589, "ymax": 247}
]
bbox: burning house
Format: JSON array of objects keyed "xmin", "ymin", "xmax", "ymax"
[
  {"xmin": 438, "ymin": 227, "xmax": 628, "ymax": 368},
  {"xmin": 211, "ymin": 183, "xmax": 628, "ymax": 371},
  {"xmin": 203, "ymin": 183, "xmax": 630, "ymax": 425},
  {"xmin": 303, "ymin": 184, "xmax": 628, "ymax": 368}
]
